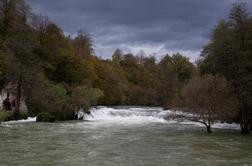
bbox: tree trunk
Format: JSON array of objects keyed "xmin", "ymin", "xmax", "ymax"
[
  {"xmin": 240, "ymin": 99, "xmax": 249, "ymax": 134},
  {"xmin": 14, "ymin": 75, "xmax": 22, "ymax": 120},
  {"xmin": 207, "ymin": 126, "xmax": 213, "ymax": 133},
  {"xmin": 207, "ymin": 112, "xmax": 213, "ymax": 133},
  {"xmin": 240, "ymin": 110, "xmax": 249, "ymax": 134}
]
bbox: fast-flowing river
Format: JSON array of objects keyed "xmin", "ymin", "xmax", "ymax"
[{"xmin": 0, "ymin": 107, "xmax": 252, "ymax": 166}]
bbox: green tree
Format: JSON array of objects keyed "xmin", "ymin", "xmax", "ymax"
[
  {"xmin": 69, "ymin": 85, "xmax": 103, "ymax": 112},
  {"xmin": 0, "ymin": 0, "xmax": 39, "ymax": 118},
  {"xmin": 159, "ymin": 54, "xmax": 195, "ymax": 107},
  {"xmin": 200, "ymin": 2, "xmax": 252, "ymax": 133},
  {"xmin": 112, "ymin": 49, "xmax": 123, "ymax": 64},
  {"xmin": 72, "ymin": 30, "xmax": 93, "ymax": 59},
  {"xmin": 95, "ymin": 60, "xmax": 127, "ymax": 105},
  {"xmin": 0, "ymin": 0, "xmax": 103, "ymax": 121}
]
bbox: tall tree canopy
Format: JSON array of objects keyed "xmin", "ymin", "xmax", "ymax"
[{"xmin": 199, "ymin": 2, "xmax": 252, "ymax": 133}]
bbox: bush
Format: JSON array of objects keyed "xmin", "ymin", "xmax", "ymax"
[
  {"xmin": 0, "ymin": 111, "xmax": 28, "ymax": 122},
  {"xmin": 19, "ymin": 112, "xmax": 29, "ymax": 120},
  {"xmin": 53, "ymin": 109, "xmax": 75, "ymax": 121},
  {"xmin": 0, "ymin": 111, "xmax": 12, "ymax": 122},
  {"xmin": 37, "ymin": 112, "xmax": 55, "ymax": 122},
  {"xmin": 36, "ymin": 109, "xmax": 75, "ymax": 122}
]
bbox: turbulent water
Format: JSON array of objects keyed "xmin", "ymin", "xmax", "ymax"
[{"xmin": 0, "ymin": 107, "xmax": 252, "ymax": 166}]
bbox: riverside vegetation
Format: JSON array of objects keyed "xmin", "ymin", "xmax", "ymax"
[{"xmin": 0, "ymin": 0, "xmax": 251, "ymax": 133}]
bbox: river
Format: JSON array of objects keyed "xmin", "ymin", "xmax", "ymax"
[{"xmin": 0, "ymin": 107, "xmax": 252, "ymax": 166}]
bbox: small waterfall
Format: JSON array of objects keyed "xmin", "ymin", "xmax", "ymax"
[
  {"xmin": 83, "ymin": 106, "xmax": 240, "ymax": 129},
  {"xmin": 85, "ymin": 106, "xmax": 180, "ymax": 124}
]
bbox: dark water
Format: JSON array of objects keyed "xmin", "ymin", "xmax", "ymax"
[{"xmin": 0, "ymin": 107, "xmax": 252, "ymax": 166}]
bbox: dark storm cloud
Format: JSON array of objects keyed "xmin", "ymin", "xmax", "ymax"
[{"xmin": 27, "ymin": 0, "xmax": 252, "ymax": 60}]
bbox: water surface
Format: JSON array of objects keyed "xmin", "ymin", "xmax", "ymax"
[{"xmin": 0, "ymin": 107, "xmax": 252, "ymax": 166}]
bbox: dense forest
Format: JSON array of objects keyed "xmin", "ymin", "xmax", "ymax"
[{"xmin": 0, "ymin": 0, "xmax": 251, "ymax": 133}]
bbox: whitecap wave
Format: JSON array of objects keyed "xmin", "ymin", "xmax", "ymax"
[
  {"xmin": 85, "ymin": 107, "xmax": 167, "ymax": 124},
  {"xmin": 2, "ymin": 117, "xmax": 37, "ymax": 124}
]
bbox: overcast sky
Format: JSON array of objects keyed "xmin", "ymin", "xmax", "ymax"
[{"xmin": 27, "ymin": 0, "xmax": 252, "ymax": 60}]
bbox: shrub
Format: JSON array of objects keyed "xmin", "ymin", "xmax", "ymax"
[
  {"xmin": 0, "ymin": 111, "xmax": 28, "ymax": 122},
  {"xmin": 53, "ymin": 109, "xmax": 75, "ymax": 121},
  {"xmin": 37, "ymin": 112, "xmax": 55, "ymax": 122}
]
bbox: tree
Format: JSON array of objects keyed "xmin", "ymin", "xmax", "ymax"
[
  {"xmin": 0, "ymin": 0, "xmax": 39, "ymax": 119},
  {"xmin": 72, "ymin": 30, "xmax": 93, "ymax": 59},
  {"xmin": 69, "ymin": 85, "xmax": 103, "ymax": 112},
  {"xmin": 112, "ymin": 49, "xmax": 123, "ymax": 64},
  {"xmin": 0, "ymin": 46, "xmax": 7, "ymax": 89},
  {"xmin": 94, "ymin": 60, "xmax": 127, "ymax": 105},
  {"xmin": 177, "ymin": 75, "xmax": 239, "ymax": 133},
  {"xmin": 200, "ymin": 2, "xmax": 252, "ymax": 133},
  {"xmin": 0, "ymin": 0, "xmax": 104, "ymax": 121},
  {"xmin": 158, "ymin": 54, "xmax": 195, "ymax": 107}
]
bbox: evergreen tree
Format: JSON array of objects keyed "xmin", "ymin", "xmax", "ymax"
[{"xmin": 200, "ymin": 2, "xmax": 252, "ymax": 133}]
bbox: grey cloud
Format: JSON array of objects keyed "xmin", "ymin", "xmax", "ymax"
[{"xmin": 27, "ymin": 0, "xmax": 252, "ymax": 60}]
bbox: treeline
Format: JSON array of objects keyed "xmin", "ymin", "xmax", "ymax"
[
  {"xmin": 98, "ymin": 51, "xmax": 195, "ymax": 106},
  {"xmin": 0, "ymin": 0, "xmax": 251, "ymax": 133},
  {"xmin": 0, "ymin": 0, "xmax": 104, "ymax": 121},
  {"xmin": 0, "ymin": 0, "xmax": 195, "ymax": 121}
]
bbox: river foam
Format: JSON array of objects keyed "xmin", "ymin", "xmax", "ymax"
[
  {"xmin": 85, "ymin": 106, "xmax": 168, "ymax": 124},
  {"xmin": 86, "ymin": 106, "xmax": 240, "ymax": 130},
  {"xmin": 2, "ymin": 117, "xmax": 37, "ymax": 124},
  {"xmin": 0, "ymin": 107, "xmax": 240, "ymax": 130}
]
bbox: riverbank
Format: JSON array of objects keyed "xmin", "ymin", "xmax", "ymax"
[
  {"xmin": 1, "ymin": 107, "xmax": 241, "ymax": 131},
  {"xmin": 0, "ymin": 111, "xmax": 29, "ymax": 123}
]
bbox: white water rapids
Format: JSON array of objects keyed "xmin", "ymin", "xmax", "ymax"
[
  {"xmin": 85, "ymin": 107, "xmax": 168, "ymax": 123},
  {"xmin": 83, "ymin": 106, "xmax": 240, "ymax": 130},
  {"xmin": 2, "ymin": 106, "xmax": 240, "ymax": 130}
]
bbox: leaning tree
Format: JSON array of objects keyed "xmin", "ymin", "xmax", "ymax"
[{"xmin": 178, "ymin": 75, "xmax": 239, "ymax": 133}]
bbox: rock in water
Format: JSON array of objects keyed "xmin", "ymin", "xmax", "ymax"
[{"xmin": 77, "ymin": 111, "xmax": 85, "ymax": 120}]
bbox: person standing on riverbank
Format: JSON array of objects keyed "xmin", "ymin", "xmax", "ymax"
[{"xmin": 2, "ymin": 93, "xmax": 11, "ymax": 111}]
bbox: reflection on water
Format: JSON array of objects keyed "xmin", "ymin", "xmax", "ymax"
[{"xmin": 0, "ymin": 107, "xmax": 252, "ymax": 166}]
